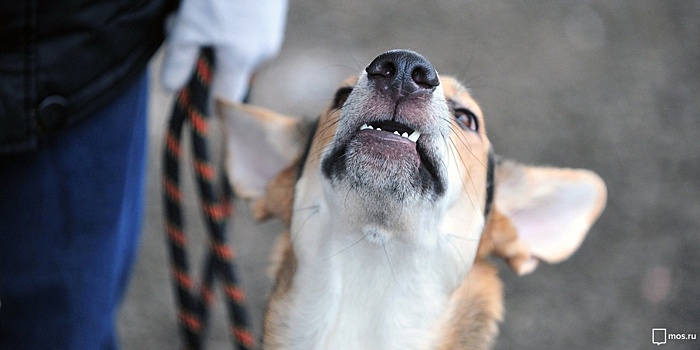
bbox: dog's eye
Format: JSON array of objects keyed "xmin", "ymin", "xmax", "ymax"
[
  {"xmin": 454, "ymin": 108, "xmax": 478, "ymax": 132},
  {"xmin": 332, "ymin": 87, "xmax": 353, "ymax": 110}
]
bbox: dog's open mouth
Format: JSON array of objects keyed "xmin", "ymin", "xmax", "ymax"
[
  {"xmin": 359, "ymin": 121, "xmax": 421, "ymax": 143},
  {"xmin": 322, "ymin": 117, "xmax": 445, "ymax": 200},
  {"xmin": 350, "ymin": 119, "xmax": 422, "ymax": 167}
]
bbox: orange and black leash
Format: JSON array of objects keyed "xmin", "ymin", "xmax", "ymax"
[{"xmin": 163, "ymin": 47, "xmax": 255, "ymax": 350}]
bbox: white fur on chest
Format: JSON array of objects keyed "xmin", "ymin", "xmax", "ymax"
[
  {"xmin": 278, "ymin": 180, "xmax": 480, "ymax": 350},
  {"xmin": 287, "ymin": 233, "xmax": 452, "ymax": 349},
  {"xmin": 323, "ymin": 241, "xmax": 450, "ymax": 350}
]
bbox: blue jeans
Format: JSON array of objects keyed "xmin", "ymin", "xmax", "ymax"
[{"xmin": 0, "ymin": 71, "xmax": 148, "ymax": 349}]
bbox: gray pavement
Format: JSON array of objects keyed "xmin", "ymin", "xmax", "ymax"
[{"xmin": 118, "ymin": 1, "xmax": 700, "ymax": 349}]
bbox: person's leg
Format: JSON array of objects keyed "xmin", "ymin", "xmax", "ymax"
[{"xmin": 0, "ymin": 71, "xmax": 149, "ymax": 350}]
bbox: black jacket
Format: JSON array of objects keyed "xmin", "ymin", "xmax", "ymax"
[{"xmin": 0, "ymin": 0, "xmax": 177, "ymax": 154}]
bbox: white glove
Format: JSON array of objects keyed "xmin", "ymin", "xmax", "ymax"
[{"xmin": 161, "ymin": 0, "xmax": 288, "ymax": 103}]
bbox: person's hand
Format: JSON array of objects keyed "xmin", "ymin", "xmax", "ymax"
[{"xmin": 161, "ymin": 0, "xmax": 287, "ymax": 102}]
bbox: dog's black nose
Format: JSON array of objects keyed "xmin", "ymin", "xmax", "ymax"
[{"xmin": 366, "ymin": 49, "xmax": 439, "ymax": 99}]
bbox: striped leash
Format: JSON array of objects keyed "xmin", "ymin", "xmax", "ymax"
[{"xmin": 162, "ymin": 47, "xmax": 255, "ymax": 350}]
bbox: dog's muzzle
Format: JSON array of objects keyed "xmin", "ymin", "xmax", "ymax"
[{"xmin": 321, "ymin": 50, "xmax": 448, "ymax": 201}]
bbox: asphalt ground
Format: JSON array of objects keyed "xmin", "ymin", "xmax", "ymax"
[{"xmin": 118, "ymin": 1, "xmax": 700, "ymax": 349}]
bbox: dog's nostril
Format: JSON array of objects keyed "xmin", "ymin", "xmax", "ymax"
[
  {"xmin": 411, "ymin": 65, "xmax": 439, "ymax": 89},
  {"xmin": 365, "ymin": 49, "xmax": 439, "ymax": 98},
  {"xmin": 367, "ymin": 59, "xmax": 397, "ymax": 79}
]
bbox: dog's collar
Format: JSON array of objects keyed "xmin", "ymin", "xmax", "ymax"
[
  {"xmin": 296, "ymin": 117, "xmax": 319, "ymax": 178},
  {"xmin": 484, "ymin": 148, "xmax": 496, "ymax": 218}
]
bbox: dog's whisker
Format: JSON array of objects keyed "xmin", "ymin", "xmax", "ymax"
[
  {"xmin": 446, "ymin": 233, "xmax": 481, "ymax": 241},
  {"xmin": 290, "ymin": 205, "xmax": 320, "ymax": 242},
  {"xmin": 444, "ymin": 235, "xmax": 468, "ymax": 268},
  {"xmin": 451, "ymin": 141, "xmax": 485, "ymax": 208},
  {"xmin": 446, "ymin": 136, "xmax": 480, "ymax": 215},
  {"xmin": 306, "ymin": 142, "xmax": 333, "ymax": 165},
  {"xmin": 320, "ymin": 235, "xmax": 366, "ymax": 262},
  {"xmin": 294, "ymin": 204, "xmax": 321, "ymax": 213},
  {"xmin": 382, "ymin": 242, "xmax": 399, "ymax": 286},
  {"xmin": 306, "ymin": 127, "xmax": 340, "ymax": 163},
  {"xmin": 343, "ymin": 45, "xmax": 365, "ymax": 71},
  {"xmin": 316, "ymin": 119, "xmax": 340, "ymax": 137},
  {"xmin": 447, "ymin": 123, "xmax": 486, "ymax": 169}
]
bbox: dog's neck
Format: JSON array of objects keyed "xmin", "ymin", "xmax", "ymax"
[{"xmin": 281, "ymin": 176, "xmax": 477, "ymax": 350}]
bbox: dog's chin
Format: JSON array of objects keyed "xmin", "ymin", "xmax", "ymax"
[{"xmin": 321, "ymin": 128, "xmax": 446, "ymax": 205}]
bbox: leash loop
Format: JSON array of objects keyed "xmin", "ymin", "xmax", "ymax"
[{"xmin": 163, "ymin": 47, "xmax": 255, "ymax": 350}]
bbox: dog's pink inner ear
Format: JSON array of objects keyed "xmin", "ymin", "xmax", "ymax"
[
  {"xmin": 217, "ymin": 100, "xmax": 310, "ymax": 200},
  {"xmin": 494, "ymin": 160, "xmax": 607, "ymax": 274}
]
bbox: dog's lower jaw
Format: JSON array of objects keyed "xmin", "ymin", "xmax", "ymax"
[{"xmin": 321, "ymin": 130, "xmax": 448, "ymax": 203}]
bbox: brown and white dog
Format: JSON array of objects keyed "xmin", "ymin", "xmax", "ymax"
[{"xmin": 219, "ymin": 50, "xmax": 607, "ymax": 350}]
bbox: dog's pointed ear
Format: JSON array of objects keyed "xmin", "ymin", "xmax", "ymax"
[
  {"xmin": 484, "ymin": 159, "xmax": 607, "ymax": 275},
  {"xmin": 217, "ymin": 100, "xmax": 312, "ymax": 201}
]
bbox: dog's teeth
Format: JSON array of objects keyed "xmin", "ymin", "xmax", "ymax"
[
  {"xmin": 407, "ymin": 130, "xmax": 421, "ymax": 142},
  {"xmin": 360, "ymin": 123, "xmax": 420, "ymax": 142}
]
